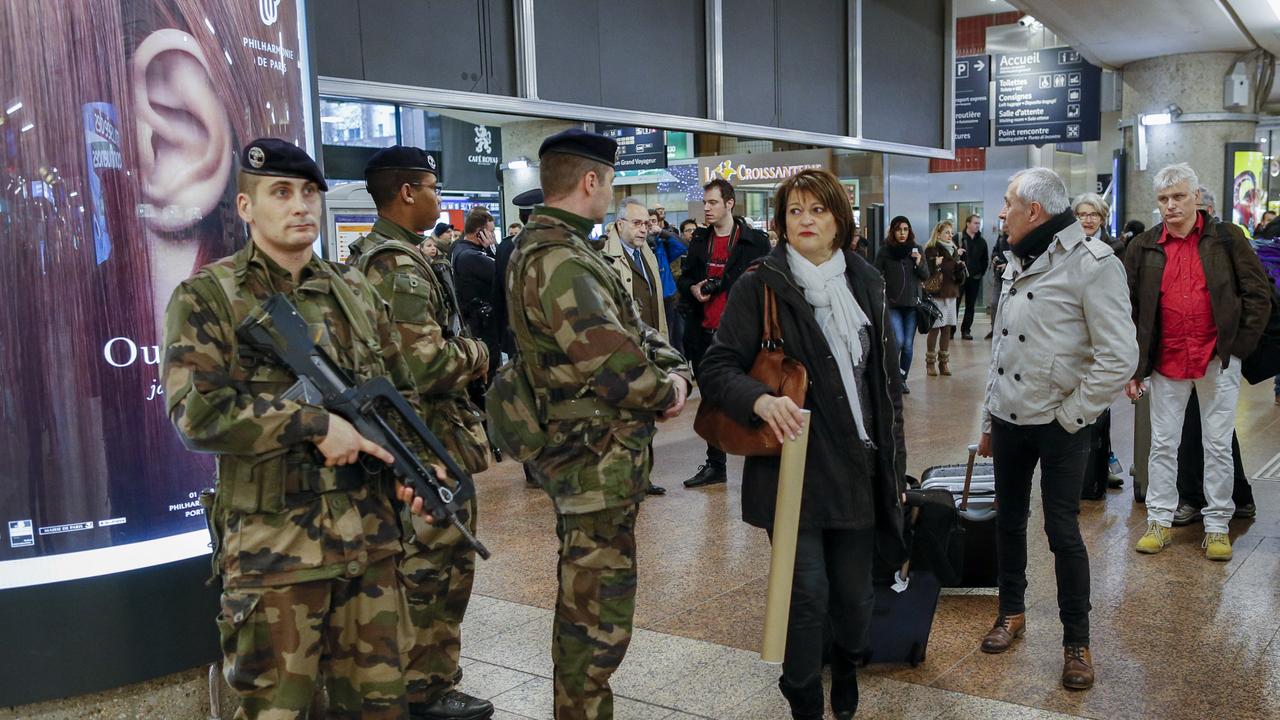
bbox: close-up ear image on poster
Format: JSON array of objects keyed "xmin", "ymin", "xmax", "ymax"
[{"xmin": 0, "ymin": 0, "xmax": 314, "ymax": 589}]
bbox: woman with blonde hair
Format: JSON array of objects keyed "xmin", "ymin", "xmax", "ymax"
[{"xmin": 923, "ymin": 220, "xmax": 968, "ymax": 376}]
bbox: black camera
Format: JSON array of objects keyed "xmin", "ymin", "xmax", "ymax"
[{"xmin": 702, "ymin": 277, "xmax": 723, "ymax": 296}]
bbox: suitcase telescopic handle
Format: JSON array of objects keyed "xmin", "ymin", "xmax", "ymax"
[
  {"xmin": 899, "ymin": 505, "xmax": 923, "ymax": 580},
  {"xmin": 961, "ymin": 444, "xmax": 978, "ymax": 511}
]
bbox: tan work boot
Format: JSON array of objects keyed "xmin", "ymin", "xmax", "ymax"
[
  {"xmin": 980, "ymin": 613, "xmax": 1025, "ymax": 654},
  {"xmin": 1135, "ymin": 522, "xmax": 1172, "ymax": 554},
  {"xmin": 938, "ymin": 351, "xmax": 952, "ymax": 376},
  {"xmin": 926, "ymin": 351, "xmax": 938, "ymax": 376},
  {"xmin": 1062, "ymin": 645, "xmax": 1095, "ymax": 690},
  {"xmin": 1203, "ymin": 532, "xmax": 1232, "ymax": 561}
]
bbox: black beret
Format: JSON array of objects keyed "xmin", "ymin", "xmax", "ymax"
[
  {"xmin": 511, "ymin": 187, "xmax": 544, "ymax": 208},
  {"xmin": 364, "ymin": 145, "xmax": 442, "ymax": 180},
  {"xmin": 433, "ymin": 222, "xmax": 455, "ymax": 238},
  {"xmin": 240, "ymin": 138, "xmax": 328, "ymax": 191},
  {"xmin": 538, "ymin": 129, "xmax": 617, "ymax": 168}
]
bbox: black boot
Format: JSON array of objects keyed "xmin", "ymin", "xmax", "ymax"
[
  {"xmin": 779, "ymin": 675, "xmax": 824, "ymax": 720},
  {"xmin": 410, "ymin": 690, "xmax": 494, "ymax": 720},
  {"xmin": 829, "ymin": 643, "xmax": 861, "ymax": 719},
  {"xmin": 683, "ymin": 463, "xmax": 727, "ymax": 488}
]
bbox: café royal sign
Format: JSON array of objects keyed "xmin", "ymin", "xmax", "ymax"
[{"xmin": 697, "ymin": 149, "xmax": 833, "ymax": 186}]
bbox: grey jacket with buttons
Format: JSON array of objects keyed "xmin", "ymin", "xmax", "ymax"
[{"xmin": 981, "ymin": 220, "xmax": 1138, "ymax": 434}]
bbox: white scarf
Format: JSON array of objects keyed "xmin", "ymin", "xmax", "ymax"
[{"xmin": 785, "ymin": 245, "xmax": 872, "ymax": 442}]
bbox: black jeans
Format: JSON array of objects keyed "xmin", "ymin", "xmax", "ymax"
[
  {"xmin": 1176, "ymin": 389, "xmax": 1254, "ymax": 508},
  {"xmin": 770, "ymin": 527, "xmax": 874, "ymax": 719},
  {"xmin": 689, "ymin": 326, "xmax": 727, "ymax": 469},
  {"xmin": 960, "ymin": 277, "xmax": 983, "ymax": 335},
  {"xmin": 991, "ymin": 418, "xmax": 1092, "ymax": 646}
]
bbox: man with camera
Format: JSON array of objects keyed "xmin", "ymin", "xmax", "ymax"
[{"xmin": 677, "ymin": 178, "xmax": 769, "ymax": 488}]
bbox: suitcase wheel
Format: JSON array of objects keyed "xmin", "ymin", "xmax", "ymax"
[{"xmin": 909, "ymin": 642, "xmax": 924, "ymax": 667}]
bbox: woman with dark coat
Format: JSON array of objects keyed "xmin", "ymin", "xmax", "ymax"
[
  {"xmin": 699, "ymin": 169, "xmax": 907, "ymax": 720},
  {"xmin": 873, "ymin": 216, "xmax": 929, "ymax": 393}
]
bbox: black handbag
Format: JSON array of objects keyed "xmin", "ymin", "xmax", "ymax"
[
  {"xmin": 915, "ymin": 290, "xmax": 943, "ymax": 335},
  {"xmin": 1242, "ymin": 284, "xmax": 1280, "ymax": 385}
]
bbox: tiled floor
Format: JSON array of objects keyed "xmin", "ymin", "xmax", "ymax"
[{"xmin": 467, "ymin": 319, "xmax": 1280, "ymax": 720}]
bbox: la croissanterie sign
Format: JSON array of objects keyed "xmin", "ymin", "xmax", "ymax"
[{"xmin": 697, "ymin": 149, "xmax": 833, "ymax": 186}]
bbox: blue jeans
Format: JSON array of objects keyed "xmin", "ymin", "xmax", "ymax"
[{"xmin": 888, "ymin": 307, "xmax": 917, "ymax": 379}]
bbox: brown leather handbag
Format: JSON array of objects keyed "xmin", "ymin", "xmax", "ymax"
[{"xmin": 694, "ymin": 284, "xmax": 808, "ymax": 457}]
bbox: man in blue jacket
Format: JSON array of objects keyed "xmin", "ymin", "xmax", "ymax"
[{"xmin": 649, "ymin": 213, "xmax": 688, "ymax": 352}]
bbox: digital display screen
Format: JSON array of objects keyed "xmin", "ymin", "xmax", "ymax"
[{"xmin": 0, "ymin": 0, "xmax": 315, "ymax": 588}]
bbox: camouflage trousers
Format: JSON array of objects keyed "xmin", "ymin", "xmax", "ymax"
[
  {"xmin": 216, "ymin": 556, "xmax": 409, "ymax": 720},
  {"xmin": 399, "ymin": 498, "xmax": 478, "ymax": 705},
  {"xmin": 552, "ymin": 503, "xmax": 640, "ymax": 720}
]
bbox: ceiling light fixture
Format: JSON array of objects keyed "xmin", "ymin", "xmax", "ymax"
[{"xmin": 1140, "ymin": 104, "xmax": 1183, "ymax": 126}]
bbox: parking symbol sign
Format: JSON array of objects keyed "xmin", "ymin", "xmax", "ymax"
[
  {"xmin": 8, "ymin": 519, "xmax": 34, "ymax": 548},
  {"xmin": 956, "ymin": 61, "xmax": 969, "ymax": 79}
]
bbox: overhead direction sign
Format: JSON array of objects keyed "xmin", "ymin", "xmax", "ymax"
[
  {"xmin": 955, "ymin": 54, "xmax": 990, "ymax": 148},
  {"xmin": 994, "ymin": 47, "xmax": 1101, "ymax": 146},
  {"xmin": 597, "ymin": 124, "xmax": 668, "ymax": 171}
]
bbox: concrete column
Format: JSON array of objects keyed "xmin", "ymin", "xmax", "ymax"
[
  {"xmin": 1121, "ymin": 52, "xmax": 1259, "ymax": 226},
  {"xmin": 499, "ymin": 118, "xmax": 580, "ymax": 224}
]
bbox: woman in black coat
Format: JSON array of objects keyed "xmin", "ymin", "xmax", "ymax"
[
  {"xmin": 699, "ymin": 170, "xmax": 907, "ymax": 720},
  {"xmin": 873, "ymin": 216, "xmax": 928, "ymax": 392}
]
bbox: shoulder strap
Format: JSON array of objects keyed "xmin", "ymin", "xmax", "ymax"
[
  {"xmin": 187, "ymin": 263, "xmax": 246, "ymax": 375},
  {"xmin": 761, "ymin": 284, "xmax": 782, "ymax": 349},
  {"xmin": 323, "ymin": 263, "xmax": 382, "ymax": 359}
]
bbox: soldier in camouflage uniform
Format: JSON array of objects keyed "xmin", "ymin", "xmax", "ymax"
[
  {"xmin": 504, "ymin": 129, "xmax": 692, "ymax": 720},
  {"xmin": 163, "ymin": 139, "xmax": 428, "ymax": 720},
  {"xmin": 347, "ymin": 146, "xmax": 494, "ymax": 720}
]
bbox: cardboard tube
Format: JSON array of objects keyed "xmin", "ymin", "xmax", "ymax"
[{"xmin": 760, "ymin": 409, "xmax": 812, "ymax": 665}]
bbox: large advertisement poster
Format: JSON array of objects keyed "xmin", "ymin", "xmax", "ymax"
[
  {"xmin": 1227, "ymin": 146, "xmax": 1265, "ymax": 232},
  {"xmin": 0, "ymin": 0, "xmax": 314, "ymax": 588}
]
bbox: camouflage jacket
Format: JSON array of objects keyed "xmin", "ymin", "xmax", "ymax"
[
  {"xmin": 508, "ymin": 206, "xmax": 692, "ymax": 514},
  {"xmin": 162, "ymin": 241, "xmax": 412, "ymax": 588},
  {"xmin": 349, "ymin": 218, "xmax": 492, "ymax": 473}
]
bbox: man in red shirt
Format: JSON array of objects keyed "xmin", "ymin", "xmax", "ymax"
[
  {"xmin": 1124, "ymin": 163, "xmax": 1272, "ymax": 561},
  {"xmin": 678, "ymin": 178, "xmax": 769, "ymax": 487}
]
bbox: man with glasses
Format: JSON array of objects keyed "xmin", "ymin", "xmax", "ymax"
[
  {"xmin": 348, "ymin": 147, "xmax": 495, "ymax": 720},
  {"xmin": 604, "ymin": 197, "xmax": 671, "ymax": 496}
]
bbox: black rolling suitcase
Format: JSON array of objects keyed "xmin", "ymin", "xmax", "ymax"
[
  {"xmin": 861, "ymin": 490, "xmax": 956, "ymax": 667},
  {"xmin": 919, "ymin": 444, "xmax": 998, "ymax": 588}
]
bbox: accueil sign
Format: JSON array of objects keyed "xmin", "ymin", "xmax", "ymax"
[{"xmin": 697, "ymin": 149, "xmax": 833, "ymax": 186}]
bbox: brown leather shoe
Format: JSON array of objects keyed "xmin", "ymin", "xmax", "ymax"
[
  {"xmin": 1062, "ymin": 645, "xmax": 1094, "ymax": 690},
  {"xmin": 979, "ymin": 613, "xmax": 1025, "ymax": 654}
]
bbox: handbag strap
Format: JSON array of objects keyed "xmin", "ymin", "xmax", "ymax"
[{"xmin": 761, "ymin": 284, "xmax": 783, "ymax": 349}]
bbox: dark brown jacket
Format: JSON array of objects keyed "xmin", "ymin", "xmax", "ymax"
[
  {"xmin": 698, "ymin": 246, "xmax": 907, "ymax": 563},
  {"xmin": 923, "ymin": 243, "xmax": 968, "ymax": 299},
  {"xmin": 1123, "ymin": 211, "xmax": 1272, "ymax": 379}
]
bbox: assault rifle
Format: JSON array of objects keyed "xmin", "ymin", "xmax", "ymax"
[{"xmin": 237, "ymin": 293, "xmax": 491, "ymax": 559}]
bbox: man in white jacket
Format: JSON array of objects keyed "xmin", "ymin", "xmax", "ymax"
[{"xmin": 976, "ymin": 167, "xmax": 1137, "ymax": 692}]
